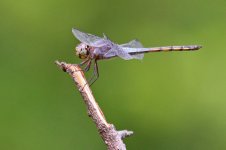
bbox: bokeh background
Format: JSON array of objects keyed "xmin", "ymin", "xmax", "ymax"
[{"xmin": 1, "ymin": 0, "xmax": 226, "ymax": 149}]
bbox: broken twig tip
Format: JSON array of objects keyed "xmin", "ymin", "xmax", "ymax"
[{"xmin": 55, "ymin": 60, "xmax": 67, "ymax": 72}]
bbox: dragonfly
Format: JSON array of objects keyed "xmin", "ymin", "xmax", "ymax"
[{"xmin": 72, "ymin": 28, "xmax": 202, "ymax": 86}]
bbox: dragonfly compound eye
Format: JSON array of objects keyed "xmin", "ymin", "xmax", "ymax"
[{"xmin": 76, "ymin": 48, "xmax": 88, "ymax": 59}]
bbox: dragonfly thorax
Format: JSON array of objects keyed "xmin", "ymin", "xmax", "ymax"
[{"xmin": 75, "ymin": 43, "xmax": 90, "ymax": 59}]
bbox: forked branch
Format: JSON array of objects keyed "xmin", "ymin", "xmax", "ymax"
[{"xmin": 55, "ymin": 61, "xmax": 133, "ymax": 150}]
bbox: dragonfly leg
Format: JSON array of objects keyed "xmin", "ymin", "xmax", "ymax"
[
  {"xmin": 58, "ymin": 60, "xmax": 89, "ymax": 72},
  {"xmin": 80, "ymin": 59, "xmax": 99, "ymax": 91},
  {"xmin": 79, "ymin": 58, "xmax": 90, "ymax": 66},
  {"xmin": 84, "ymin": 60, "xmax": 92, "ymax": 72},
  {"xmin": 88, "ymin": 59, "xmax": 99, "ymax": 87}
]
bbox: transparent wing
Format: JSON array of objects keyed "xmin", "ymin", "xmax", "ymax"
[
  {"xmin": 120, "ymin": 39, "xmax": 144, "ymax": 60},
  {"xmin": 120, "ymin": 39, "xmax": 143, "ymax": 48},
  {"xmin": 121, "ymin": 47, "xmax": 150, "ymax": 54},
  {"xmin": 72, "ymin": 28, "xmax": 107, "ymax": 47},
  {"xmin": 104, "ymin": 44, "xmax": 134, "ymax": 60}
]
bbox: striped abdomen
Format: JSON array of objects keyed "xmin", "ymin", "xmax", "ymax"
[{"xmin": 129, "ymin": 45, "xmax": 202, "ymax": 55}]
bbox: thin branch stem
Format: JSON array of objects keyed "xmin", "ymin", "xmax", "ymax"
[{"xmin": 55, "ymin": 61, "xmax": 133, "ymax": 150}]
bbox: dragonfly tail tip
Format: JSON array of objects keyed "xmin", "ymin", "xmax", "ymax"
[{"xmin": 197, "ymin": 45, "xmax": 202, "ymax": 50}]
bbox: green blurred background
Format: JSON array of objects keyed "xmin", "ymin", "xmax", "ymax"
[{"xmin": 1, "ymin": 0, "xmax": 225, "ymax": 149}]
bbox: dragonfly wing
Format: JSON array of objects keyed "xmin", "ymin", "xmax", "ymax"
[
  {"xmin": 120, "ymin": 39, "xmax": 144, "ymax": 59},
  {"xmin": 103, "ymin": 48, "xmax": 116, "ymax": 58},
  {"xmin": 72, "ymin": 28, "xmax": 107, "ymax": 47},
  {"xmin": 120, "ymin": 39, "xmax": 143, "ymax": 48},
  {"xmin": 121, "ymin": 47, "xmax": 150, "ymax": 54},
  {"xmin": 104, "ymin": 45, "xmax": 134, "ymax": 60},
  {"xmin": 130, "ymin": 53, "xmax": 144, "ymax": 60}
]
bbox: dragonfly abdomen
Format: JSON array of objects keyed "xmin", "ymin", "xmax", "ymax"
[
  {"xmin": 129, "ymin": 45, "xmax": 202, "ymax": 55},
  {"xmin": 154, "ymin": 45, "xmax": 201, "ymax": 51}
]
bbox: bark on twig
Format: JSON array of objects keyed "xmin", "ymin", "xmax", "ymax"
[{"xmin": 55, "ymin": 61, "xmax": 133, "ymax": 150}]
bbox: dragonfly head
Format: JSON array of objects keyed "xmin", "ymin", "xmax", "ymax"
[{"xmin": 75, "ymin": 43, "xmax": 90, "ymax": 59}]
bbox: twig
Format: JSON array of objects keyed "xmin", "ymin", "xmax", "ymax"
[{"xmin": 55, "ymin": 61, "xmax": 133, "ymax": 150}]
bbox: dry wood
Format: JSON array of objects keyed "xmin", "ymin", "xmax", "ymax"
[{"xmin": 55, "ymin": 61, "xmax": 133, "ymax": 150}]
